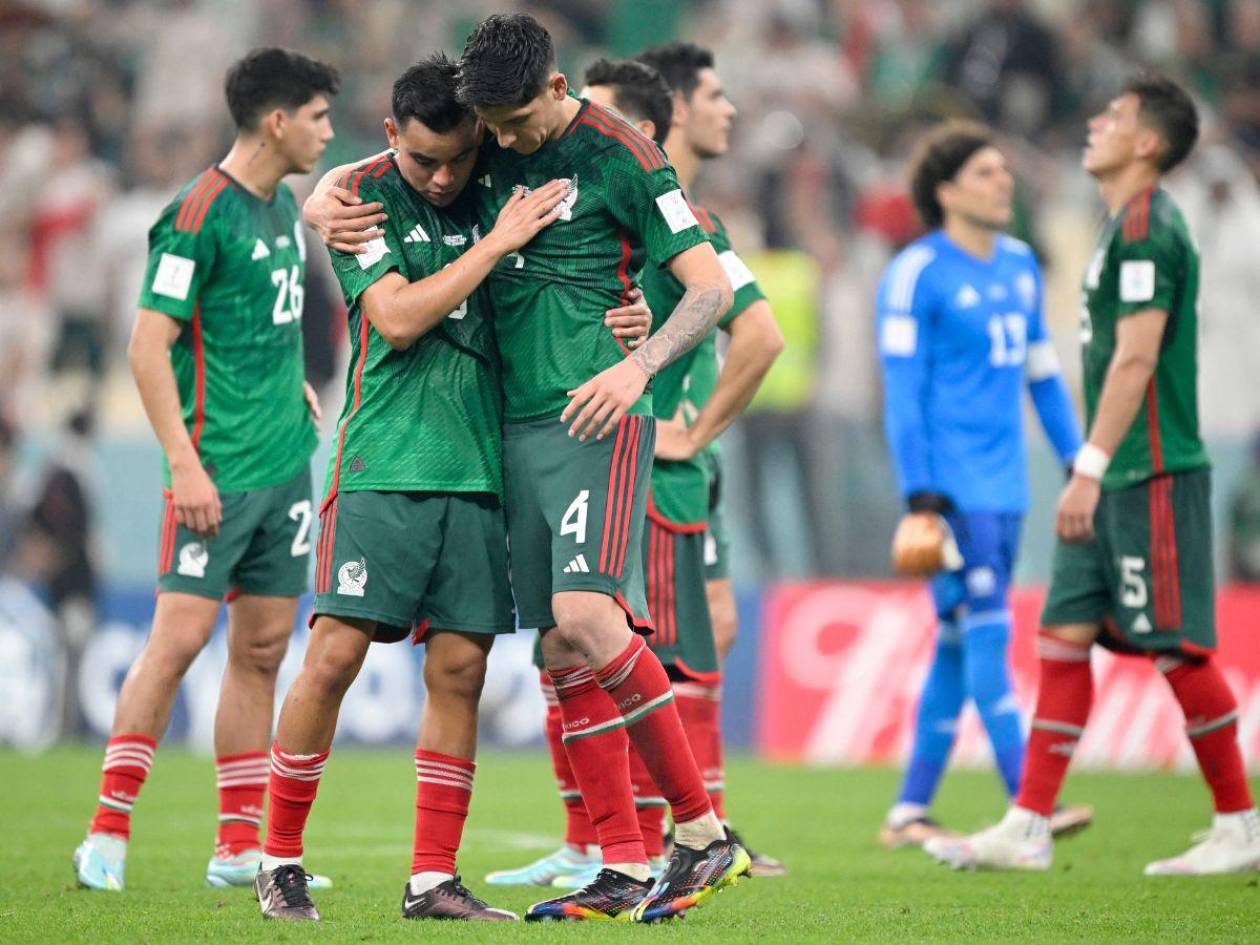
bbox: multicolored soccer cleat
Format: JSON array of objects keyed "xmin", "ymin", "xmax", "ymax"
[
  {"xmin": 551, "ymin": 855, "xmax": 666, "ymax": 889},
  {"xmin": 254, "ymin": 864, "xmax": 320, "ymax": 921},
  {"xmin": 73, "ymin": 833, "xmax": 127, "ymax": 891},
  {"xmin": 485, "ymin": 845, "xmax": 599, "ymax": 886},
  {"xmin": 206, "ymin": 849, "xmax": 331, "ymax": 889},
  {"xmin": 401, "ymin": 876, "xmax": 518, "ymax": 920},
  {"xmin": 631, "ymin": 837, "xmax": 751, "ymax": 923},
  {"xmin": 524, "ymin": 868, "xmax": 652, "ymax": 921}
]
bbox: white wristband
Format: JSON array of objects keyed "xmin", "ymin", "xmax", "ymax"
[{"xmin": 1074, "ymin": 443, "xmax": 1110, "ymax": 481}]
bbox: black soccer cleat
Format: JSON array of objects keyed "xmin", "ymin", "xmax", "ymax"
[
  {"xmin": 254, "ymin": 864, "xmax": 319, "ymax": 921},
  {"xmin": 726, "ymin": 825, "xmax": 787, "ymax": 877},
  {"xmin": 524, "ymin": 868, "xmax": 652, "ymax": 922},
  {"xmin": 401, "ymin": 876, "xmax": 517, "ymax": 920},
  {"xmin": 631, "ymin": 837, "xmax": 751, "ymax": 923}
]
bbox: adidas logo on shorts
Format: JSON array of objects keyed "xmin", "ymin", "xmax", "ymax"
[{"xmin": 562, "ymin": 554, "xmax": 590, "ymax": 574}]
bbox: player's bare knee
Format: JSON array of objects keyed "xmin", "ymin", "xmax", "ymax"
[
  {"xmin": 425, "ymin": 651, "xmax": 487, "ymax": 703},
  {"xmin": 231, "ymin": 626, "xmax": 290, "ymax": 678},
  {"xmin": 551, "ymin": 592, "xmax": 619, "ymax": 653},
  {"xmin": 303, "ymin": 623, "xmax": 369, "ymax": 695}
]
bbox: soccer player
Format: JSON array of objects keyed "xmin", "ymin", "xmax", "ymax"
[
  {"xmin": 457, "ymin": 13, "xmax": 747, "ymax": 922},
  {"xmin": 875, "ymin": 121, "xmax": 1093, "ymax": 849},
  {"xmin": 72, "ymin": 48, "xmax": 339, "ymax": 893},
  {"xmin": 925, "ymin": 75, "xmax": 1260, "ymax": 875}
]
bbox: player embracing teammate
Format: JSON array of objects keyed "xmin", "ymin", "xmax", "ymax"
[{"xmin": 928, "ymin": 75, "xmax": 1260, "ymax": 875}]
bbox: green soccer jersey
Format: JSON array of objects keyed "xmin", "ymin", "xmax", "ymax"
[
  {"xmin": 1080, "ymin": 186, "xmax": 1209, "ymax": 490},
  {"xmin": 323, "ymin": 155, "xmax": 503, "ymax": 503},
  {"xmin": 641, "ymin": 203, "xmax": 766, "ymax": 526},
  {"xmin": 137, "ymin": 167, "xmax": 316, "ymax": 493},
  {"xmin": 473, "ymin": 98, "xmax": 711, "ymax": 423}
]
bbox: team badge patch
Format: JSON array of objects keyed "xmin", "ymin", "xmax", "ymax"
[
  {"xmin": 656, "ymin": 189, "xmax": 699, "ymax": 234},
  {"xmin": 1119, "ymin": 260, "xmax": 1156, "ymax": 302},
  {"xmin": 176, "ymin": 542, "xmax": 209, "ymax": 578},
  {"xmin": 151, "ymin": 253, "xmax": 195, "ymax": 301},
  {"xmin": 337, "ymin": 558, "xmax": 368, "ymax": 597}
]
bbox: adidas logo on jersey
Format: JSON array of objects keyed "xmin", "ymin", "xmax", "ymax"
[
  {"xmin": 251, "ymin": 239, "xmax": 271, "ymax": 260},
  {"xmin": 562, "ymin": 554, "xmax": 590, "ymax": 574},
  {"xmin": 478, "ymin": 174, "xmax": 492, "ymax": 188},
  {"xmin": 403, "ymin": 225, "xmax": 430, "ymax": 243},
  {"xmin": 954, "ymin": 284, "xmax": 980, "ymax": 308}
]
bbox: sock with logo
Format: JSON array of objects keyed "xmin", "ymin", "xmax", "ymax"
[
  {"xmin": 549, "ymin": 663, "xmax": 646, "ymax": 867},
  {"xmin": 1160, "ymin": 657, "xmax": 1254, "ymax": 813},
  {"xmin": 1014, "ymin": 634, "xmax": 1093, "ymax": 817},
  {"xmin": 214, "ymin": 751, "xmax": 270, "ymax": 858},
  {"xmin": 541, "ymin": 671, "xmax": 598, "ymax": 851},
  {"xmin": 90, "ymin": 734, "xmax": 157, "ymax": 840},
  {"xmin": 963, "ymin": 611, "xmax": 1025, "ymax": 797},
  {"xmin": 592, "ymin": 635, "xmax": 717, "ymax": 842}
]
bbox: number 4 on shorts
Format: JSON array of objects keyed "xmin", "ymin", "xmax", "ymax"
[{"xmin": 561, "ymin": 490, "xmax": 589, "ymax": 545}]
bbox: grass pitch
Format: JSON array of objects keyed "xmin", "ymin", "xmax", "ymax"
[{"xmin": 5, "ymin": 747, "xmax": 1259, "ymax": 944}]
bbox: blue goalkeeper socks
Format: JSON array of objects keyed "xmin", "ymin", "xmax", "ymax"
[
  {"xmin": 963, "ymin": 611, "xmax": 1025, "ymax": 797},
  {"xmin": 896, "ymin": 621, "xmax": 965, "ymax": 806}
]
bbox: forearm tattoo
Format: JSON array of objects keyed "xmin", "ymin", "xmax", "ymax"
[{"xmin": 631, "ymin": 286, "xmax": 725, "ymax": 377}]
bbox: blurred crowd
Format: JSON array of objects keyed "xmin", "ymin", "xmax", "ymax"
[{"xmin": 4, "ymin": 0, "xmax": 1260, "ymax": 589}]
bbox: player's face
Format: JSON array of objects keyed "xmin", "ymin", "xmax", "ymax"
[
  {"xmin": 475, "ymin": 74, "xmax": 569, "ymax": 155},
  {"xmin": 387, "ymin": 116, "xmax": 480, "ymax": 208},
  {"xmin": 681, "ymin": 68, "xmax": 735, "ymax": 158},
  {"xmin": 279, "ymin": 95, "xmax": 334, "ymax": 174},
  {"xmin": 941, "ymin": 146, "xmax": 1013, "ymax": 230},
  {"xmin": 1083, "ymin": 93, "xmax": 1157, "ymax": 177}
]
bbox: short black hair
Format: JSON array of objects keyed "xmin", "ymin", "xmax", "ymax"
[
  {"xmin": 908, "ymin": 120, "xmax": 995, "ymax": 229},
  {"xmin": 224, "ymin": 47, "xmax": 340, "ymax": 131},
  {"xmin": 457, "ymin": 13, "xmax": 555, "ymax": 108},
  {"xmin": 1122, "ymin": 73, "xmax": 1199, "ymax": 173},
  {"xmin": 393, "ymin": 53, "xmax": 474, "ymax": 133},
  {"xmin": 583, "ymin": 58, "xmax": 673, "ymax": 146},
  {"xmin": 636, "ymin": 42, "xmax": 714, "ymax": 101}
]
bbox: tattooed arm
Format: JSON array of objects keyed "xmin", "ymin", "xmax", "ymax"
[{"xmin": 562, "ymin": 243, "xmax": 732, "ymax": 440}]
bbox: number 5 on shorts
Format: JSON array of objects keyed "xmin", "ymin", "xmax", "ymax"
[{"xmin": 561, "ymin": 490, "xmax": 589, "ymax": 545}]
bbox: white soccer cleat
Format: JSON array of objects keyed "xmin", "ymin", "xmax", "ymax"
[
  {"xmin": 485, "ymin": 845, "xmax": 600, "ymax": 887},
  {"xmin": 206, "ymin": 848, "xmax": 332, "ymax": 889},
  {"xmin": 923, "ymin": 807, "xmax": 1052, "ymax": 871},
  {"xmin": 73, "ymin": 833, "xmax": 127, "ymax": 891},
  {"xmin": 1144, "ymin": 811, "xmax": 1260, "ymax": 876}
]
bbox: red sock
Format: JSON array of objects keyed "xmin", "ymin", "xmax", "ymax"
[
  {"xmin": 90, "ymin": 734, "xmax": 157, "ymax": 839},
  {"xmin": 628, "ymin": 745, "xmax": 666, "ymax": 857},
  {"xmin": 215, "ymin": 751, "xmax": 269, "ymax": 858},
  {"xmin": 1014, "ymin": 635, "xmax": 1093, "ymax": 817},
  {"xmin": 593, "ymin": 635, "xmax": 712, "ymax": 825},
  {"xmin": 549, "ymin": 663, "xmax": 646, "ymax": 866},
  {"xmin": 1161, "ymin": 657, "xmax": 1254, "ymax": 813},
  {"xmin": 541, "ymin": 672, "xmax": 597, "ymax": 850},
  {"xmin": 413, "ymin": 750, "xmax": 474, "ymax": 874},
  {"xmin": 263, "ymin": 743, "xmax": 329, "ymax": 860},
  {"xmin": 674, "ymin": 680, "xmax": 726, "ymax": 821}
]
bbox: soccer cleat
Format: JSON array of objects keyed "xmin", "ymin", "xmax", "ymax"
[
  {"xmin": 879, "ymin": 816, "xmax": 959, "ymax": 850},
  {"xmin": 206, "ymin": 849, "xmax": 332, "ymax": 889},
  {"xmin": 401, "ymin": 876, "xmax": 518, "ymax": 920},
  {"xmin": 254, "ymin": 864, "xmax": 320, "ymax": 921},
  {"xmin": 485, "ymin": 845, "xmax": 599, "ymax": 886},
  {"xmin": 923, "ymin": 807, "xmax": 1052, "ymax": 871},
  {"xmin": 1144, "ymin": 812, "xmax": 1260, "ymax": 876},
  {"xmin": 726, "ymin": 825, "xmax": 787, "ymax": 876},
  {"xmin": 1049, "ymin": 803, "xmax": 1095, "ymax": 840},
  {"xmin": 73, "ymin": 833, "xmax": 126, "ymax": 891},
  {"xmin": 525, "ymin": 868, "xmax": 651, "ymax": 922},
  {"xmin": 551, "ymin": 855, "xmax": 666, "ymax": 890},
  {"xmin": 631, "ymin": 837, "xmax": 751, "ymax": 923}
]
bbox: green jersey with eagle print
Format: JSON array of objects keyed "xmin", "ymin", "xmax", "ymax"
[
  {"xmin": 137, "ymin": 166, "xmax": 316, "ymax": 493},
  {"xmin": 472, "ymin": 98, "xmax": 711, "ymax": 423}
]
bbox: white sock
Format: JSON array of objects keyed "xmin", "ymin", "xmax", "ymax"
[
  {"xmin": 260, "ymin": 853, "xmax": 301, "ymax": 871},
  {"xmin": 409, "ymin": 871, "xmax": 454, "ymax": 895},
  {"xmin": 605, "ymin": 862, "xmax": 651, "ymax": 883},
  {"xmin": 888, "ymin": 802, "xmax": 928, "ymax": 829},
  {"xmin": 674, "ymin": 811, "xmax": 723, "ymax": 850},
  {"xmin": 1006, "ymin": 806, "xmax": 1051, "ymax": 839}
]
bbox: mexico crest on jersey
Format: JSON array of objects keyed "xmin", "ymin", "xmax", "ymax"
[
  {"xmin": 516, "ymin": 176, "xmax": 579, "ymax": 222},
  {"xmin": 337, "ymin": 558, "xmax": 368, "ymax": 597},
  {"xmin": 177, "ymin": 542, "xmax": 209, "ymax": 578}
]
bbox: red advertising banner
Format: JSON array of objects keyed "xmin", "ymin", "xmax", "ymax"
[{"xmin": 757, "ymin": 582, "xmax": 1260, "ymax": 771}]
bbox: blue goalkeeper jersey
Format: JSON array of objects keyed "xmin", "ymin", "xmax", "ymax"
[{"xmin": 877, "ymin": 230, "xmax": 1081, "ymax": 513}]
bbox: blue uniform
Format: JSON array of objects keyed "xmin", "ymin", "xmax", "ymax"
[{"xmin": 876, "ymin": 230, "xmax": 1082, "ymax": 811}]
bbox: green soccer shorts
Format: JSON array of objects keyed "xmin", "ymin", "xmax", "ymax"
[
  {"xmin": 157, "ymin": 467, "xmax": 312, "ymax": 600},
  {"xmin": 503, "ymin": 414, "xmax": 655, "ymax": 632},
  {"xmin": 645, "ymin": 514, "xmax": 719, "ymax": 682},
  {"xmin": 312, "ymin": 490, "xmax": 515, "ymax": 642},
  {"xmin": 1041, "ymin": 468, "xmax": 1215, "ymax": 655},
  {"xmin": 703, "ymin": 457, "xmax": 731, "ymax": 582}
]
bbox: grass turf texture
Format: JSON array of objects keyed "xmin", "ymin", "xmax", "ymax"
[{"xmin": 6, "ymin": 747, "xmax": 1259, "ymax": 944}]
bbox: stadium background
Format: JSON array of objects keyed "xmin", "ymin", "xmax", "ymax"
[{"xmin": 4, "ymin": 0, "xmax": 1260, "ymax": 774}]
